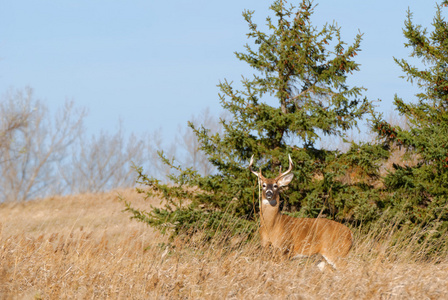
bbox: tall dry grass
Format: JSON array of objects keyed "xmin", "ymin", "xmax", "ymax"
[{"xmin": 1, "ymin": 189, "xmax": 448, "ymax": 299}]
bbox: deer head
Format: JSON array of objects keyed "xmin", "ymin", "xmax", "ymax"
[{"xmin": 249, "ymin": 155, "xmax": 294, "ymax": 206}]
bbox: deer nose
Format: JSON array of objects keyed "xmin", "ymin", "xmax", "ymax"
[{"xmin": 266, "ymin": 190, "xmax": 273, "ymax": 199}]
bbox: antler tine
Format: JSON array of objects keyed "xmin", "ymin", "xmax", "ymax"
[
  {"xmin": 249, "ymin": 154, "xmax": 254, "ymax": 171},
  {"xmin": 249, "ymin": 155, "xmax": 260, "ymax": 177},
  {"xmin": 277, "ymin": 154, "xmax": 293, "ymax": 179}
]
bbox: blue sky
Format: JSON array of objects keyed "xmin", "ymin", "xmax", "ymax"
[{"xmin": 0, "ymin": 1, "xmax": 442, "ymax": 141}]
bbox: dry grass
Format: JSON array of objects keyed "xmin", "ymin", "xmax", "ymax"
[{"xmin": 1, "ymin": 189, "xmax": 448, "ymax": 299}]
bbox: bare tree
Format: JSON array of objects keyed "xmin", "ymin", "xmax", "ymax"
[
  {"xmin": 143, "ymin": 127, "xmax": 178, "ymax": 180},
  {"xmin": 0, "ymin": 87, "xmax": 33, "ymax": 164},
  {"xmin": 177, "ymin": 107, "xmax": 224, "ymax": 176},
  {"xmin": 0, "ymin": 88, "xmax": 227, "ymax": 199},
  {"xmin": 60, "ymin": 123, "xmax": 146, "ymax": 194},
  {"xmin": 0, "ymin": 87, "xmax": 86, "ymax": 202},
  {"xmin": 141, "ymin": 108, "xmax": 224, "ymax": 183}
]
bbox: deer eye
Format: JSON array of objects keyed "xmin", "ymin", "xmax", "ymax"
[
  {"xmin": 262, "ymin": 183, "xmax": 266, "ymax": 189},
  {"xmin": 273, "ymin": 184, "xmax": 278, "ymax": 189}
]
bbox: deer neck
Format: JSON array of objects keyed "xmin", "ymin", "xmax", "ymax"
[{"xmin": 260, "ymin": 197, "xmax": 282, "ymax": 228}]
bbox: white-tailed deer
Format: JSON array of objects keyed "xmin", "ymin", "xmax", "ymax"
[{"xmin": 249, "ymin": 155, "xmax": 352, "ymax": 270}]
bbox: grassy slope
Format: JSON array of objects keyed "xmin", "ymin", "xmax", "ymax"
[{"xmin": 1, "ymin": 189, "xmax": 448, "ymax": 299}]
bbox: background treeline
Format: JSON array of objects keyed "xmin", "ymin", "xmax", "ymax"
[{"xmin": 0, "ymin": 87, "xmax": 221, "ymax": 202}]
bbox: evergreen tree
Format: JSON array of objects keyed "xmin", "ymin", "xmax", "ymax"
[
  {"xmin": 125, "ymin": 0, "xmax": 376, "ymax": 240},
  {"xmin": 372, "ymin": 1, "xmax": 448, "ymax": 226}
]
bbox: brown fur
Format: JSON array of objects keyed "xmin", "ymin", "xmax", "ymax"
[{"xmin": 250, "ymin": 155, "xmax": 353, "ymax": 269}]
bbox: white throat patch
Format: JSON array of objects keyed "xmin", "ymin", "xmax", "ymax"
[{"xmin": 262, "ymin": 199, "xmax": 277, "ymax": 206}]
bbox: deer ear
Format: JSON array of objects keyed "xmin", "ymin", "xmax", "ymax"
[{"xmin": 278, "ymin": 173, "xmax": 294, "ymax": 187}]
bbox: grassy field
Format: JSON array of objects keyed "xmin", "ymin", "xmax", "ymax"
[{"xmin": 1, "ymin": 189, "xmax": 448, "ymax": 299}]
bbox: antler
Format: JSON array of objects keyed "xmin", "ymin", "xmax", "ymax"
[
  {"xmin": 250, "ymin": 155, "xmax": 292, "ymax": 179},
  {"xmin": 249, "ymin": 155, "xmax": 264, "ymax": 179},
  {"xmin": 276, "ymin": 154, "xmax": 293, "ymax": 180}
]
